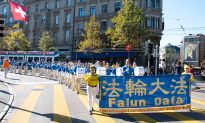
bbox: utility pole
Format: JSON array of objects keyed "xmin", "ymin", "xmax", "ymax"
[{"xmin": 155, "ymin": 45, "xmax": 159, "ymax": 76}]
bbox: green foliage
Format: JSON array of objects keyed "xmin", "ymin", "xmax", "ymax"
[
  {"xmin": 106, "ymin": 0, "xmax": 150, "ymax": 47},
  {"xmin": 38, "ymin": 31, "xmax": 55, "ymax": 51},
  {"xmin": 2, "ymin": 24, "xmax": 31, "ymax": 51},
  {"xmin": 78, "ymin": 16, "xmax": 102, "ymax": 53},
  {"xmin": 166, "ymin": 47, "xmax": 176, "ymax": 66}
]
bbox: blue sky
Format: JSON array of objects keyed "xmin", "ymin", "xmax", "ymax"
[{"xmin": 161, "ymin": 0, "xmax": 205, "ymax": 47}]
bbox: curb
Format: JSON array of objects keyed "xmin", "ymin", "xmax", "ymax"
[{"xmin": 0, "ymin": 81, "xmax": 14, "ymax": 121}]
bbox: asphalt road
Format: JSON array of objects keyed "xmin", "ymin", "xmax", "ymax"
[{"xmin": 0, "ymin": 72, "xmax": 205, "ymax": 123}]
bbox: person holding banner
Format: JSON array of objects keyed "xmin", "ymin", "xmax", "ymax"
[
  {"xmin": 182, "ymin": 65, "xmax": 200, "ymax": 90},
  {"xmin": 84, "ymin": 65, "xmax": 99, "ymax": 115},
  {"xmin": 122, "ymin": 59, "xmax": 134, "ymax": 76}
]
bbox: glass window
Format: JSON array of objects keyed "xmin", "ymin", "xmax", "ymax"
[
  {"xmin": 101, "ymin": 21, "xmax": 107, "ymax": 31},
  {"xmin": 53, "ymin": 32, "xmax": 58, "ymax": 43},
  {"xmin": 2, "ymin": 6, "xmax": 7, "ymax": 15},
  {"xmin": 80, "ymin": 0, "xmax": 86, "ymax": 2},
  {"xmin": 35, "ymin": 18, "xmax": 38, "ymax": 26},
  {"xmin": 36, "ymin": 5, "xmax": 39, "ymax": 12},
  {"xmin": 55, "ymin": 15, "xmax": 59, "ymax": 25},
  {"xmin": 79, "ymin": 8, "xmax": 84, "ymax": 17},
  {"xmin": 47, "ymin": 57, "xmax": 52, "ymax": 62},
  {"xmin": 66, "ymin": 0, "xmax": 71, "ymax": 7},
  {"xmin": 27, "ymin": 7, "xmax": 30, "ymax": 14},
  {"xmin": 65, "ymin": 30, "xmax": 70, "ymax": 41},
  {"xmin": 66, "ymin": 13, "xmax": 71, "ymax": 23},
  {"xmin": 115, "ymin": 1, "xmax": 121, "ymax": 12},
  {"xmin": 45, "ymin": 2, "xmax": 49, "ymax": 9},
  {"xmin": 78, "ymin": 23, "xmax": 84, "ymax": 33},
  {"xmin": 41, "ymin": 16, "xmax": 46, "ymax": 24},
  {"xmin": 102, "ymin": 4, "xmax": 107, "ymax": 13},
  {"xmin": 156, "ymin": 0, "xmax": 161, "ymax": 9},
  {"xmin": 56, "ymin": 0, "xmax": 60, "ymax": 8},
  {"xmin": 90, "ymin": 6, "xmax": 96, "ymax": 15}
]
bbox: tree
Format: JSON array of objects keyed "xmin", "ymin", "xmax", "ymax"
[
  {"xmin": 78, "ymin": 16, "xmax": 102, "ymax": 53},
  {"xmin": 3, "ymin": 24, "xmax": 31, "ymax": 51},
  {"xmin": 106, "ymin": 0, "xmax": 150, "ymax": 48},
  {"xmin": 38, "ymin": 31, "xmax": 56, "ymax": 51}
]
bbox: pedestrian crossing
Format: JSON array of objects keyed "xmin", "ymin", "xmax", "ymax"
[{"xmin": 6, "ymin": 84, "xmax": 205, "ymax": 123}]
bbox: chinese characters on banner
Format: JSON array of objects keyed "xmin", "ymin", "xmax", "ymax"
[{"xmin": 99, "ymin": 75, "xmax": 191, "ymax": 113}]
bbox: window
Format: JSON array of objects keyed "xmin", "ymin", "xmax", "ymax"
[
  {"xmin": 66, "ymin": 13, "xmax": 71, "ymax": 23},
  {"xmin": 78, "ymin": 23, "xmax": 84, "ymax": 33},
  {"xmin": 101, "ymin": 21, "xmax": 107, "ymax": 31},
  {"xmin": 41, "ymin": 16, "xmax": 46, "ymax": 24},
  {"xmin": 9, "ymin": 17, "xmax": 13, "ymax": 23},
  {"xmin": 45, "ymin": 2, "xmax": 49, "ymax": 9},
  {"xmin": 35, "ymin": 18, "xmax": 38, "ymax": 26},
  {"xmin": 156, "ymin": 0, "xmax": 161, "ymax": 9},
  {"xmin": 79, "ymin": 8, "xmax": 84, "ymax": 16},
  {"xmin": 53, "ymin": 32, "xmax": 58, "ymax": 43},
  {"xmin": 55, "ymin": 15, "xmax": 59, "ymax": 25},
  {"xmin": 115, "ymin": 1, "xmax": 121, "ymax": 12},
  {"xmin": 66, "ymin": 0, "xmax": 71, "ymax": 7},
  {"xmin": 146, "ymin": 17, "xmax": 158, "ymax": 28},
  {"xmin": 27, "ymin": 7, "xmax": 30, "ymax": 14},
  {"xmin": 156, "ymin": 18, "xmax": 160, "ymax": 29},
  {"xmin": 65, "ymin": 30, "xmax": 70, "ymax": 41},
  {"xmin": 56, "ymin": 0, "xmax": 60, "ymax": 8},
  {"xmin": 80, "ymin": 0, "xmax": 86, "ymax": 2},
  {"xmin": 36, "ymin": 5, "xmax": 39, "ymax": 12},
  {"xmin": 90, "ymin": 6, "xmax": 96, "ymax": 15},
  {"xmin": 151, "ymin": 0, "xmax": 155, "ymax": 8},
  {"xmin": 2, "ymin": 6, "xmax": 7, "ymax": 15},
  {"xmin": 102, "ymin": 4, "xmax": 108, "ymax": 13}
]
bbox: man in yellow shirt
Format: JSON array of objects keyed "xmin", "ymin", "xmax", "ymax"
[
  {"xmin": 84, "ymin": 65, "xmax": 99, "ymax": 115},
  {"xmin": 182, "ymin": 65, "xmax": 200, "ymax": 90}
]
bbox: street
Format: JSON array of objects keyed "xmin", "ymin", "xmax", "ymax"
[{"xmin": 0, "ymin": 72, "xmax": 205, "ymax": 123}]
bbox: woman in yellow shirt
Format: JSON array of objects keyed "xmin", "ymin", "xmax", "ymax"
[
  {"xmin": 182, "ymin": 65, "xmax": 200, "ymax": 90},
  {"xmin": 84, "ymin": 65, "xmax": 99, "ymax": 115}
]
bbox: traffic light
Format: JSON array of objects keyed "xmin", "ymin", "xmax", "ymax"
[
  {"xmin": 148, "ymin": 42, "xmax": 153, "ymax": 54},
  {"xmin": 0, "ymin": 19, "xmax": 4, "ymax": 37}
]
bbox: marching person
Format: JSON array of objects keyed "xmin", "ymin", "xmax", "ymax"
[
  {"xmin": 3, "ymin": 58, "xmax": 10, "ymax": 78},
  {"xmin": 122, "ymin": 59, "xmax": 134, "ymax": 76},
  {"xmin": 84, "ymin": 65, "xmax": 99, "ymax": 115},
  {"xmin": 182, "ymin": 65, "xmax": 200, "ymax": 90}
]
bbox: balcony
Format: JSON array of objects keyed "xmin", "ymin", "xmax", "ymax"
[
  {"xmin": 76, "ymin": 1, "xmax": 86, "ymax": 6},
  {"xmin": 52, "ymin": 25, "xmax": 60, "ymax": 31},
  {"xmin": 144, "ymin": 8, "xmax": 162, "ymax": 15},
  {"xmin": 63, "ymin": 23, "xmax": 71, "ymax": 29},
  {"xmin": 64, "ymin": 8, "xmax": 72, "ymax": 13},
  {"xmin": 88, "ymin": 0, "xmax": 97, "ymax": 4}
]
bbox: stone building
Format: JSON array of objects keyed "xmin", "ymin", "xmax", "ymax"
[{"xmin": 0, "ymin": 0, "xmax": 163, "ymax": 64}]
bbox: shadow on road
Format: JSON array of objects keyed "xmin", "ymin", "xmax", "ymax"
[{"xmin": 0, "ymin": 101, "xmax": 88, "ymax": 123}]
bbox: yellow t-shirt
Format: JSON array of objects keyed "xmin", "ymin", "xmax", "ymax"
[
  {"xmin": 182, "ymin": 72, "xmax": 194, "ymax": 83},
  {"xmin": 84, "ymin": 73, "xmax": 99, "ymax": 86}
]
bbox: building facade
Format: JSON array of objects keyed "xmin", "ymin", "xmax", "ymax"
[
  {"xmin": 1, "ymin": 0, "xmax": 163, "ymax": 64},
  {"xmin": 180, "ymin": 34, "xmax": 205, "ymax": 67},
  {"xmin": 159, "ymin": 43, "xmax": 180, "ymax": 72}
]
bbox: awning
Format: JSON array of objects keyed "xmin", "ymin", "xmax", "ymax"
[{"xmin": 72, "ymin": 51, "xmax": 136, "ymax": 58}]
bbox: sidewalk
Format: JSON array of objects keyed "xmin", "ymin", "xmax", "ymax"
[{"xmin": 0, "ymin": 80, "xmax": 14, "ymax": 121}]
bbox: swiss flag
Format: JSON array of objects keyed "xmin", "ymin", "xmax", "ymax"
[{"xmin": 9, "ymin": 1, "xmax": 28, "ymax": 22}]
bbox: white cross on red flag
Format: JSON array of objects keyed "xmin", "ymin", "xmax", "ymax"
[{"xmin": 9, "ymin": 1, "xmax": 28, "ymax": 22}]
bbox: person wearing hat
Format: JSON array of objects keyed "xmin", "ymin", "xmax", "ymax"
[
  {"xmin": 84, "ymin": 65, "xmax": 99, "ymax": 115},
  {"xmin": 182, "ymin": 65, "xmax": 200, "ymax": 90},
  {"xmin": 3, "ymin": 59, "xmax": 10, "ymax": 78}
]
